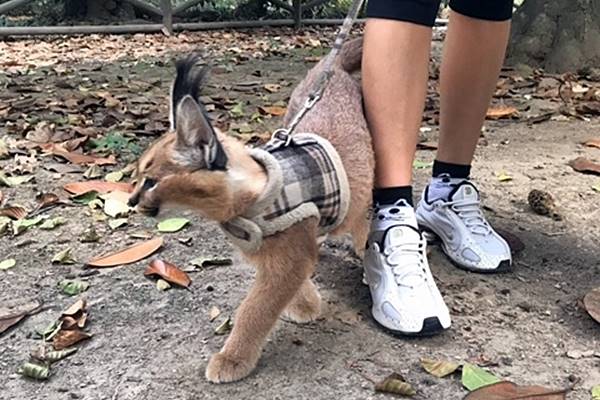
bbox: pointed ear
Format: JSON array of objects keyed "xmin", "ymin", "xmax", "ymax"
[
  {"xmin": 175, "ymin": 95, "xmax": 228, "ymax": 170},
  {"xmin": 176, "ymin": 95, "xmax": 214, "ymax": 147}
]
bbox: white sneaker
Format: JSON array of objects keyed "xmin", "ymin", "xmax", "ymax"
[
  {"xmin": 363, "ymin": 200, "xmax": 451, "ymax": 336},
  {"xmin": 416, "ymin": 177, "xmax": 512, "ymax": 273}
]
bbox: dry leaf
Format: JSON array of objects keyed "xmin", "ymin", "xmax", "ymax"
[
  {"xmin": 0, "ymin": 299, "xmax": 42, "ymax": 335},
  {"xmin": 83, "ymin": 164, "xmax": 103, "ymax": 179},
  {"xmin": 52, "ymin": 329, "xmax": 92, "ymax": 350},
  {"xmin": 0, "ymin": 206, "xmax": 28, "ymax": 220},
  {"xmin": 258, "ymin": 105, "xmax": 287, "ymax": 116},
  {"xmin": 87, "ymin": 237, "xmax": 163, "ymax": 267},
  {"xmin": 583, "ymin": 287, "xmax": 600, "ymax": 325},
  {"xmin": 35, "ymin": 192, "xmax": 61, "ymax": 210},
  {"xmin": 421, "ymin": 358, "xmax": 460, "ymax": 378},
  {"xmin": 156, "ymin": 279, "xmax": 171, "ymax": 291},
  {"xmin": 486, "ymin": 106, "xmax": 519, "ymax": 120},
  {"xmin": 209, "ymin": 306, "xmax": 221, "ymax": 322},
  {"xmin": 62, "ymin": 299, "xmax": 86, "ymax": 318},
  {"xmin": 52, "ymin": 248, "xmax": 76, "ymax": 264},
  {"xmin": 375, "ymin": 373, "xmax": 416, "ymax": 396},
  {"xmin": 31, "ymin": 346, "xmax": 78, "ymax": 363},
  {"xmin": 569, "ymin": 157, "xmax": 600, "ymax": 175},
  {"xmin": 214, "ymin": 317, "xmax": 233, "ymax": 335},
  {"xmin": 63, "ymin": 180, "xmax": 133, "ymax": 195},
  {"xmin": 145, "ymin": 259, "xmax": 191, "ymax": 288},
  {"xmin": 41, "ymin": 143, "xmax": 116, "ymax": 165},
  {"xmin": 583, "ymin": 138, "xmax": 600, "ymax": 149},
  {"xmin": 464, "ymin": 381, "xmax": 566, "ymax": 400},
  {"xmin": 102, "ymin": 190, "xmax": 131, "ymax": 218},
  {"xmin": 263, "ymin": 83, "xmax": 281, "ymax": 93},
  {"xmin": 18, "ymin": 362, "xmax": 50, "ymax": 380}
]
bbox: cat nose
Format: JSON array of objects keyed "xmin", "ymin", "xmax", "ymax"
[{"xmin": 127, "ymin": 195, "xmax": 139, "ymax": 207}]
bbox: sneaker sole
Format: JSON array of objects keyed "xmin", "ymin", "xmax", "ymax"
[
  {"xmin": 421, "ymin": 227, "xmax": 512, "ymax": 274},
  {"xmin": 372, "ymin": 314, "xmax": 449, "ymax": 337}
]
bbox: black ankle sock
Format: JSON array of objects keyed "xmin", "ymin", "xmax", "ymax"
[
  {"xmin": 373, "ymin": 186, "xmax": 413, "ymax": 207},
  {"xmin": 432, "ymin": 160, "xmax": 471, "ymax": 179}
]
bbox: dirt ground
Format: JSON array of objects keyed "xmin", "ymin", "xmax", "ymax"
[{"xmin": 0, "ymin": 29, "xmax": 599, "ymax": 400}]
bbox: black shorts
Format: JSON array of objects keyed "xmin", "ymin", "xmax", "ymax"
[{"xmin": 366, "ymin": 0, "xmax": 513, "ymax": 27}]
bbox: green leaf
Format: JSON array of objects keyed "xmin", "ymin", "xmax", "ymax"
[
  {"xmin": 105, "ymin": 171, "xmax": 123, "ymax": 183},
  {"xmin": 18, "ymin": 362, "xmax": 50, "ymax": 380},
  {"xmin": 58, "ymin": 280, "xmax": 89, "ymax": 296},
  {"xmin": 0, "ymin": 258, "xmax": 16, "ymax": 270},
  {"xmin": 52, "ymin": 248, "xmax": 76, "ymax": 265},
  {"xmin": 420, "ymin": 358, "xmax": 460, "ymax": 378},
  {"xmin": 83, "ymin": 164, "xmax": 103, "ymax": 179},
  {"xmin": 214, "ymin": 317, "xmax": 233, "ymax": 335},
  {"xmin": 461, "ymin": 363, "xmax": 501, "ymax": 391},
  {"xmin": 0, "ymin": 173, "xmax": 34, "ymax": 187},
  {"xmin": 35, "ymin": 320, "xmax": 62, "ymax": 341},
  {"xmin": 374, "ymin": 373, "xmax": 416, "ymax": 396},
  {"xmin": 413, "ymin": 160, "xmax": 433, "ymax": 169},
  {"xmin": 0, "ymin": 216, "xmax": 10, "ymax": 236},
  {"xmin": 156, "ymin": 279, "xmax": 171, "ymax": 291},
  {"xmin": 103, "ymin": 198, "xmax": 130, "ymax": 218},
  {"xmin": 12, "ymin": 217, "xmax": 42, "ymax": 236},
  {"xmin": 108, "ymin": 218, "xmax": 128, "ymax": 230},
  {"xmin": 157, "ymin": 218, "xmax": 190, "ymax": 233},
  {"xmin": 40, "ymin": 217, "xmax": 66, "ymax": 230},
  {"xmin": 229, "ymin": 102, "xmax": 245, "ymax": 118},
  {"xmin": 71, "ymin": 191, "xmax": 99, "ymax": 205},
  {"xmin": 593, "ymin": 385, "xmax": 600, "ymax": 400},
  {"xmin": 496, "ymin": 171, "xmax": 513, "ymax": 182},
  {"xmin": 31, "ymin": 346, "xmax": 78, "ymax": 363}
]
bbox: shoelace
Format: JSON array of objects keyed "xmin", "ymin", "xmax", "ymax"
[
  {"xmin": 446, "ymin": 198, "xmax": 491, "ymax": 236},
  {"xmin": 384, "ymin": 238, "xmax": 428, "ymax": 289}
]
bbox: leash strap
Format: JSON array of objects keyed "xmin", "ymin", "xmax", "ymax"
[{"xmin": 270, "ymin": 0, "xmax": 365, "ymax": 146}]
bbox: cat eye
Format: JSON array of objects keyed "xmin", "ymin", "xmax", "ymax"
[{"xmin": 142, "ymin": 177, "xmax": 158, "ymax": 191}]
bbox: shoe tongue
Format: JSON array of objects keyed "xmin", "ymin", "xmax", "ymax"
[
  {"xmin": 384, "ymin": 225, "xmax": 420, "ymax": 248},
  {"xmin": 450, "ymin": 182, "xmax": 479, "ymax": 202}
]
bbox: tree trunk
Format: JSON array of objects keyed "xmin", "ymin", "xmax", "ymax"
[{"xmin": 508, "ymin": 0, "xmax": 600, "ymax": 73}]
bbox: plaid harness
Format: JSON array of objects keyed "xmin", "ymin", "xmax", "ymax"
[{"xmin": 221, "ymin": 133, "xmax": 350, "ymax": 253}]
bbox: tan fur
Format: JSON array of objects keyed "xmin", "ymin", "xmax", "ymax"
[{"xmin": 131, "ymin": 38, "xmax": 373, "ymax": 383}]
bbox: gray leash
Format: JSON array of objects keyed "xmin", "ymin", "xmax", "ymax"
[{"xmin": 271, "ymin": 0, "xmax": 365, "ymax": 146}]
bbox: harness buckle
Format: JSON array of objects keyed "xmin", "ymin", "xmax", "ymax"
[{"xmin": 270, "ymin": 128, "xmax": 293, "ymax": 146}]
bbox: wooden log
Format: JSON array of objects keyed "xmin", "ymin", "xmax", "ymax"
[
  {"xmin": 122, "ymin": 0, "xmax": 162, "ymax": 18},
  {"xmin": 160, "ymin": 0, "xmax": 173, "ymax": 35},
  {"xmin": 0, "ymin": 0, "xmax": 35, "ymax": 15}
]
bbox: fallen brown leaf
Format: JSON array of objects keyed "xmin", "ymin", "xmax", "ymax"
[
  {"xmin": 583, "ymin": 138, "xmax": 600, "ymax": 149},
  {"xmin": 583, "ymin": 287, "xmax": 600, "ymax": 325},
  {"xmin": 420, "ymin": 358, "xmax": 460, "ymax": 378},
  {"xmin": 63, "ymin": 180, "xmax": 133, "ymax": 195},
  {"xmin": 144, "ymin": 259, "xmax": 191, "ymax": 288},
  {"xmin": 258, "ymin": 105, "xmax": 287, "ymax": 116},
  {"xmin": 0, "ymin": 299, "xmax": 42, "ymax": 335},
  {"xmin": 486, "ymin": 106, "xmax": 519, "ymax": 120},
  {"xmin": 464, "ymin": 381, "xmax": 566, "ymax": 400},
  {"xmin": 87, "ymin": 237, "xmax": 164, "ymax": 267},
  {"xmin": 41, "ymin": 143, "xmax": 116, "ymax": 166},
  {"xmin": 0, "ymin": 206, "xmax": 28, "ymax": 220},
  {"xmin": 569, "ymin": 157, "xmax": 600, "ymax": 175},
  {"xmin": 52, "ymin": 329, "xmax": 92, "ymax": 350}
]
